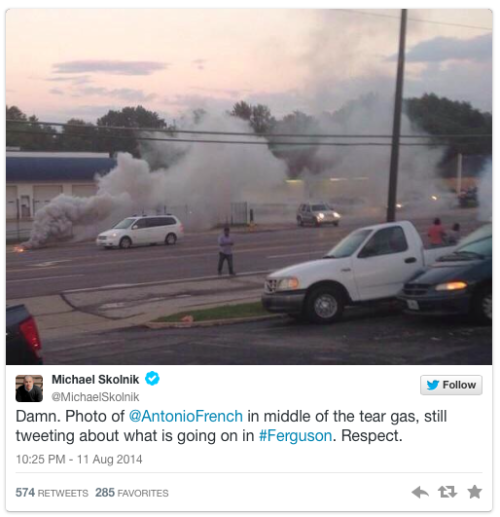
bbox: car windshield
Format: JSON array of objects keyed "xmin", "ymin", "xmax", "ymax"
[
  {"xmin": 456, "ymin": 237, "xmax": 492, "ymax": 258},
  {"xmin": 312, "ymin": 204, "xmax": 328, "ymax": 211},
  {"xmin": 325, "ymin": 229, "xmax": 372, "ymax": 258},
  {"xmin": 439, "ymin": 236, "xmax": 492, "ymax": 262},
  {"xmin": 457, "ymin": 224, "xmax": 492, "ymax": 248},
  {"xmin": 113, "ymin": 218, "xmax": 136, "ymax": 230}
]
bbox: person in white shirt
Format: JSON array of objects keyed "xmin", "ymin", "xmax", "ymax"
[{"xmin": 217, "ymin": 227, "xmax": 235, "ymax": 276}]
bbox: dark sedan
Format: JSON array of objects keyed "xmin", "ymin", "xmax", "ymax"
[{"xmin": 398, "ymin": 225, "xmax": 492, "ymax": 324}]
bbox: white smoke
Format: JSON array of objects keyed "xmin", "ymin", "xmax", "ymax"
[
  {"xmin": 297, "ymin": 96, "xmax": 447, "ymax": 213},
  {"xmin": 24, "ymin": 98, "xmax": 451, "ymax": 249},
  {"xmin": 24, "ymin": 114, "xmax": 288, "ymax": 248},
  {"xmin": 477, "ymin": 159, "xmax": 492, "ymax": 222}
]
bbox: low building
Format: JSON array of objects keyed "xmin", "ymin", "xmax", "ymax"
[{"xmin": 6, "ymin": 152, "xmax": 116, "ymax": 220}]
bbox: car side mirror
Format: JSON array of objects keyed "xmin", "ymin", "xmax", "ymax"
[{"xmin": 132, "ymin": 225, "xmax": 139, "ymax": 230}]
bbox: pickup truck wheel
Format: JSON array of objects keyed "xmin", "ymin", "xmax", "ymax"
[
  {"xmin": 297, "ymin": 216, "xmax": 304, "ymax": 227},
  {"xmin": 472, "ymin": 286, "xmax": 492, "ymax": 325},
  {"xmin": 119, "ymin": 237, "xmax": 132, "ymax": 249},
  {"xmin": 306, "ymin": 286, "xmax": 345, "ymax": 324}
]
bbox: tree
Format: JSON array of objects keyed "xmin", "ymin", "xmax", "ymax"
[
  {"xmin": 6, "ymin": 106, "xmax": 57, "ymax": 150},
  {"xmin": 192, "ymin": 108, "xmax": 207, "ymax": 125},
  {"xmin": 59, "ymin": 118, "xmax": 97, "ymax": 152},
  {"xmin": 6, "ymin": 105, "xmax": 28, "ymax": 148},
  {"xmin": 230, "ymin": 101, "xmax": 276, "ymax": 134},
  {"xmin": 230, "ymin": 101, "xmax": 252, "ymax": 122},
  {"xmin": 405, "ymin": 94, "xmax": 492, "ymax": 175},
  {"xmin": 270, "ymin": 111, "xmax": 322, "ymax": 177},
  {"xmin": 96, "ymin": 105, "xmax": 168, "ymax": 156},
  {"xmin": 250, "ymin": 104, "xmax": 276, "ymax": 134}
]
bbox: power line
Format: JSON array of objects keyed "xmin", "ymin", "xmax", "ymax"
[
  {"xmin": 4, "ymin": 128, "xmax": 467, "ymax": 147},
  {"xmin": 337, "ymin": 9, "xmax": 492, "ymax": 31},
  {"xmin": 5, "ymin": 120, "xmax": 492, "ymax": 140}
]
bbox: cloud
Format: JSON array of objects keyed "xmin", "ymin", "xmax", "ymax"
[
  {"xmin": 405, "ymin": 60, "xmax": 492, "ymax": 112},
  {"xmin": 49, "ymin": 88, "xmax": 64, "ymax": 96},
  {"xmin": 192, "ymin": 59, "xmax": 206, "ymax": 70},
  {"xmin": 47, "ymin": 75, "xmax": 92, "ymax": 85},
  {"xmin": 72, "ymin": 86, "xmax": 158, "ymax": 102},
  {"xmin": 162, "ymin": 94, "xmax": 235, "ymax": 114},
  {"xmin": 53, "ymin": 60, "xmax": 168, "ymax": 76},
  {"xmin": 401, "ymin": 33, "xmax": 492, "ymax": 63},
  {"xmin": 190, "ymin": 86, "xmax": 252, "ymax": 99}
]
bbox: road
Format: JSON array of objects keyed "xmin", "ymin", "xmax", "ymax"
[
  {"xmin": 6, "ymin": 211, "xmax": 481, "ymax": 300},
  {"xmin": 43, "ymin": 304, "xmax": 492, "ymax": 365},
  {"xmin": 7, "ymin": 209, "xmax": 490, "ymax": 366}
]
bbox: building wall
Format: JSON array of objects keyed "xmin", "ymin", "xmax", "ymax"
[
  {"xmin": 6, "ymin": 186, "xmax": 18, "ymax": 219},
  {"xmin": 6, "ymin": 182, "xmax": 98, "ymax": 220}
]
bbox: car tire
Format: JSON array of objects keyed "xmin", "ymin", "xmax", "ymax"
[
  {"xmin": 119, "ymin": 237, "xmax": 132, "ymax": 249},
  {"xmin": 165, "ymin": 233, "xmax": 177, "ymax": 245},
  {"xmin": 472, "ymin": 285, "xmax": 492, "ymax": 325},
  {"xmin": 297, "ymin": 217, "xmax": 304, "ymax": 227},
  {"xmin": 305, "ymin": 285, "xmax": 345, "ymax": 324}
]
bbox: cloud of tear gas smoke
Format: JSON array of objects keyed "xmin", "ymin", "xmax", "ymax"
[
  {"xmin": 477, "ymin": 159, "xmax": 492, "ymax": 222},
  {"xmin": 24, "ymin": 115, "xmax": 288, "ymax": 248},
  {"xmin": 24, "ymin": 97, "xmax": 451, "ymax": 248},
  {"xmin": 295, "ymin": 96, "xmax": 447, "ymax": 215}
]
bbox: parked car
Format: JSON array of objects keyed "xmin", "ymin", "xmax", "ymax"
[
  {"xmin": 296, "ymin": 203, "xmax": 341, "ymax": 227},
  {"xmin": 96, "ymin": 215, "xmax": 184, "ymax": 249},
  {"xmin": 6, "ymin": 305, "xmax": 43, "ymax": 365},
  {"xmin": 398, "ymin": 224, "xmax": 492, "ymax": 324},
  {"xmin": 262, "ymin": 220, "xmax": 453, "ymax": 324}
]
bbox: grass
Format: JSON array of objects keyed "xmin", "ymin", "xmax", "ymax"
[{"xmin": 153, "ymin": 301, "xmax": 268, "ymax": 323}]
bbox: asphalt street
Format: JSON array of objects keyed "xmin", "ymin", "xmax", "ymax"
[
  {"xmin": 7, "ymin": 209, "xmax": 490, "ymax": 366},
  {"xmin": 6, "ymin": 212, "xmax": 481, "ymax": 300},
  {"xmin": 43, "ymin": 304, "xmax": 492, "ymax": 365}
]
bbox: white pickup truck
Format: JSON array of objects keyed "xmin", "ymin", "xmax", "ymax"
[{"xmin": 262, "ymin": 220, "xmax": 453, "ymax": 323}]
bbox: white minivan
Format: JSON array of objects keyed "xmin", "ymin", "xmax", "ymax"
[{"xmin": 96, "ymin": 215, "xmax": 184, "ymax": 249}]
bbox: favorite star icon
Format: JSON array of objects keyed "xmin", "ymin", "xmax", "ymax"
[{"xmin": 467, "ymin": 485, "xmax": 482, "ymax": 499}]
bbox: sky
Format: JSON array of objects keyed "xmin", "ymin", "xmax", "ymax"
[{"xmin": 5, "ymin": 9, "xmax": 493, "ymax": 124}]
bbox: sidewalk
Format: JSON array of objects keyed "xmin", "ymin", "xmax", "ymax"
[{"xmin": 8, "ymin": 273, "xmax": 268, "ymax": 341}]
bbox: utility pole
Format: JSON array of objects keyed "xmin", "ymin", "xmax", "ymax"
[
  {"xmin": 386, "ymin": 9, "xmax": 408, "ymax": 222},
  {"xmin": 456, "ymin": 153, "xmax": 463, "ymax": 194}
]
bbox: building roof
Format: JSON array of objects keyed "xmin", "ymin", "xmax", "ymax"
[{"xmin": 6, "ymin": 156, "xmax": 116, "ymax": 182}]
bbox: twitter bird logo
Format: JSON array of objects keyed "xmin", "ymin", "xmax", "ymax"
[{"xmin": 427, "ymin": 380, "xmax": 439, "ymax": 391}]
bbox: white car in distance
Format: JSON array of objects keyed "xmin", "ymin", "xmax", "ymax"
[{"xmin": 96, "ymin": 215, "xmax": 184, "ymax": 249}]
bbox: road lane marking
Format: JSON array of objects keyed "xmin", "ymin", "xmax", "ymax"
[
  {"xmin": 34, "ymin": 260, "xmax": 73, "ymax": 267},
  {"xmin": 6, "ymin": 231, "xmax": 342, "ymax": 265},
  {"xmin": 63, "ymin": 270, "xmax": 271, "ymax": 294},
  {"xmin": 6, "ymin": 243, "xmax": 332, "ymax": 274},
  {"xmin": 7, "ymin": 274, "xmax": 85, "ymax": 283}
]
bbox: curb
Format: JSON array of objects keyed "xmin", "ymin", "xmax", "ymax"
[{"xmin": 144, "ymin": 314, "xmax": 283, "ymax": 329}]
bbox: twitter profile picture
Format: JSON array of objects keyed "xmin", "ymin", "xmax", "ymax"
[{"xmin": 16, "ymin": 375, "xmax": 43, "ymax": 402}]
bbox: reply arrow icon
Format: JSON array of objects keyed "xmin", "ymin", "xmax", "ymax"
[{"xmin": 412, "ymin": 487, "xmax": 429, "ymax": 498}]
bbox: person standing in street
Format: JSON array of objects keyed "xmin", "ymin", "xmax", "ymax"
[
  {"xmin": 447, "ymin": 223, "xmax": 461, "ymax": 245},
  {"xmin": 218, "ymin": 226, "xmax": 235, "ymax": 276},
  {"xmin": 428, "ymin": 218, "xmax": 446, "ymax": 248}
]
